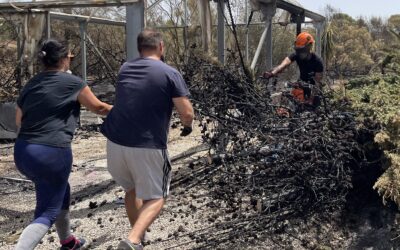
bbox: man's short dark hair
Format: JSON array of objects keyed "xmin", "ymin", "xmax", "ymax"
[{"xmin": 137, "ymin": 29, "xmax": 163, "ymax": 53}]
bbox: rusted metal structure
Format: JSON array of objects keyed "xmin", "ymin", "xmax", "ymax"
[
  {"xmin": 0, "ymin": 0, "xmax": 325, "ymax": 139},
  {"xmin": 249, "ymin": 0, "xmax": 325, "ymax": 70},
  {"xmin": 163, "ymin": 0, "xmax": 325, "ymax": 68},
  {"xmin": 0, "ymin": 0, "xmax": 144, "ymax": 62},
  {"xmin": 0, "ymin": 0, "xmax": 144, "ymax": 139},
  {"xmin": 0, "ymin": 0, "xmax": 325, "ymax": 76}
]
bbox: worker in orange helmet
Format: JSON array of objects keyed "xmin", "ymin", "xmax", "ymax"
[{"xmin": 263, "ymin": 32, "xmax": 324, "ymax": 107}]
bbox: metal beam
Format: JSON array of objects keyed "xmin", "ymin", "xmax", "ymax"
[
  {"xmin": 50, "ymin": 12, "xmax": 126, "ymax": 26},
  {"xmin": 296, "ymin": 21, "xmax": 301, "ymax": 35},
  {"xmin": 217, "ymin": 0, "xmax": 225, "ymax": 64},
  {"xmin": 183, "ymin": 0, "xmax": 188, "ymax": 51},
  {"xmin": 126, "ymin": 1, "xmax": 144, "ymax": 60},
  {"xmin": 265, "ymin": 20, "xmax": 272, "ymax": 70},
  {"xmin": 245, "ymin": 0, "xmax": 249, "ymax": 63},
  {"xmin": 0, "ymin": 10, "xmax": 126, "ymax": 26},
  {"xmin": 16, "ymin": 25, "xmax": 23, "ymax": 87},
  {"xmin": 315, "ymin": 22, "xmax": 324, "ymax": 58},
  {"xmin": 79, "ymin": 22, "xmax": 87, "ymax": 82},
  {"xmin": 294, "ymin": 14, "xmax": 303, "ymax": 35},
  {"xmin": 250, "ymin": 21, "xmax": 270, "ymax": 71},
  {"xmin": 46, "ymin": 11, "xmax": 51, "ymax": 38},
  {"xmin": 251, "ymin": 1, "xmax": 275, "ymax": 71},
  {"xmin": 146, "ymin": 0, "xmax": 164, "ymax": 11},
  {"xmin": 0, "ymin": 0, "xmax": 140, "ymax": 10},
  {"xmin": 86, "ymin": 34, "xmax": 117, "ymax": 81},
  {"xmin": 142, "ymin": 21, "xmax": 317, "ymax": 30},
  {"xmin": 257, "ymin": 0, "xmax": 325, "ymax": 22},
  {"xmin": 275, "ymin": 0, "xmax": 325, "ymax": 22}
]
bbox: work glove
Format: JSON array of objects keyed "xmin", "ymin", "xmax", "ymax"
[
  {"xmin": 262, "ymin": 71, "xmax": 275, "ymax": 79},
  {"xmin": 180, "ymin": 125, "xmax": 193, "ymax": 136}
]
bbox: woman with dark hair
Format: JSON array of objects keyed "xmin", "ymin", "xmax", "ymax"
[{"xmin": 14, "ymin": 39, "xmax": 112, "ymax": 250}]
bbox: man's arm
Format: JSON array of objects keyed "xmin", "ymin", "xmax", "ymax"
[
  {"xmin": 173, "ymin": 96, "xmax": 194, "ymax": 127},
  {"xmin": 173, "ymin": 96, "xmax": 194, "ymax": 136},
  {"xmin": 264, "ymin": 57, "xmax": 292, "ymax": 78},
  {"xmin": 271, "ymin": 57, "xmax": 292, "ymax": 75}
]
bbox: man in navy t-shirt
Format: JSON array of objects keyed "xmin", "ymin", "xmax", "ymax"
[{"xmin": 101, "ymin": 30, "xmax": 194, "ymax": 250}]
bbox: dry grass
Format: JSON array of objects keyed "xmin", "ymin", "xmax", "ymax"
[{"xmin": 374, "ymin": 153, "xmax": 400, "ymax": 205}]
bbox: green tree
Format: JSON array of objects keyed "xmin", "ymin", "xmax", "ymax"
[
  {"xmin": 388, "ymin": 14, "xmax": 400, "ymax": 33},
  {"xmin": 328, "ymin": 13, "xmax": 380, "ymax": 76}
]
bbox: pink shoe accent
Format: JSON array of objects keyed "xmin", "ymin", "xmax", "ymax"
[{"xmin": 60, "ymin": 235, "xmax": 75, "ymax": 245}]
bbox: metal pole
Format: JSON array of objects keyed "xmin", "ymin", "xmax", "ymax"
[
  {"xmin": 146, "ymin": 0, "xmax": 164, "ymax": 11},
  {"xmin": 245, "ymin": 0, "xmax": 249, "ymax": 63},
  {"xmin": 250, "ymin": 20, "xmax": 270, "ymax": 71},
  {"xmin": 184, "ymin": 0, "xmax": 188, "ymax": 50},
  {"xmin": 296, "ymin": 14, "xmax": 303, "ymax": 35},
  {"xmin": 16, "ymin": 25, "xmax": 22, "ymax": 87},
  {"xmin": 46, "ymin": 11, "xmax": 51, "ymax": 39},
  {"xmin": 315, "ymin": 22, "xmax": 324, "ymax": 57},
  {"xmin": 296, "ymin": 20, "xmax": 301, "ymax": 35},
  {"xmin": 266, "ymin": 19, "xmax": 273, "ymax": 70},
  {"xmin": 86, "ymin": 34, "xmax": 117, "ymax": 81},
  {"xmin": 126, "ymin": 1, "xmax": 145, "ymax": 60},
  {"xmin": 217, "ymin": 0, "xmax": 225, "ymax": 64},
  {"xmin": 79, "ymin": 22, "xmax": 87, "ymax": 82}
]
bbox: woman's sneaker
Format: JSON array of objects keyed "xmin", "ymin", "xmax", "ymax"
[
  {"xmin": 117, "ymin": 239, "xmax": 143, "ymax": 250},
  {"xmin": 60, "ymin": 236, "xmax": 86, "ymax": 250}
]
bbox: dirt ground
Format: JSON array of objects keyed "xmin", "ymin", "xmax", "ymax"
[
  {"xmin": 1, "ymin": 113, "xmax": 400, "ymax": 249},
  {"xmin": 0, "ymin": 113, "xmax": 212, "ymax": 249}
]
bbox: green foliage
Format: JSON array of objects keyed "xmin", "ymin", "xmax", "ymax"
[
  {"xmin": 328, "ymin": 13, "xmax": 379, "ymax": 76},
  {"xmin": 323, "ymin": 7, "xmax": 400, "ymax": 77},
  {"xmin": 388, "ymin": 14, "xmax": 400, "ymax": 32},
  {"xmin": 347, "ymin": 74, "xmax": 400, "ymax": 89},
  {"xmin": 346, "ymin": 74, "xmax": 400, "ymax": 205},
  {"xmin": 331, "ymin": 13, "xmax": 355, "ymax": 23},
  {"xmin": 347, "ymin": 74, "xmax": 400, "ymax": 124}
]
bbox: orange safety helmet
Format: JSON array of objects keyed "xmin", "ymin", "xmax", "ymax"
[{"xmin": 294, "ymin": 32, "xmax": 315, "ymax": 49}]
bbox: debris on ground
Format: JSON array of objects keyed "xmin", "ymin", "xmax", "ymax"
[{"xmin": 1, "ymin": 52, "xmax": 399, "ymax": 249}]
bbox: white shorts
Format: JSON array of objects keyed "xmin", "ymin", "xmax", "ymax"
[{"xmin": 106, "ymin": 140, "xmax": 172, "ymax": 200}]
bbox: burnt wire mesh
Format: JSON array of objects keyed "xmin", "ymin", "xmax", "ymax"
[{"xmin": 0, "ymin": 15, "xmax": 21, "ymax": 102}]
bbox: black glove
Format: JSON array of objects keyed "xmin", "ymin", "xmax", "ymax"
[
  {"xmin": 180, "ymin": 126, "xmax": 193, "ymax": 136},
  {"xmin": 262, "ymin": 71, "xmax": 275, "ymax": 79}
]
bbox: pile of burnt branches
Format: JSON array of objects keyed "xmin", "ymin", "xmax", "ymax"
[{"xmin": 178, "ymin": 52, "xmax": 372, "ymax": 247}]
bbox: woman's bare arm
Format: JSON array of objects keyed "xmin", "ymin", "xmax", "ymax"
[{"xmin": 77, "ymin": 86, "xmax": 112, "ymax": 116}]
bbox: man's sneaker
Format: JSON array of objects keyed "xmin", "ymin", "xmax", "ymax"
[
  {"xmin": 59, "ymin": 237, "xmax": 86, "ymax": 250},
  {"xmin": 117, "ymin": 239, "xmax": 143, "ymax": 250}
]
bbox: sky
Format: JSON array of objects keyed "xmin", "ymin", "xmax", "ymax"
[
  {"xmin": 0, "ymin": 0, "xmax": 398, "ymax": 19},
  {"xmin": 299, "ymin": 0, "xmax": 400, "ymax": 19}
]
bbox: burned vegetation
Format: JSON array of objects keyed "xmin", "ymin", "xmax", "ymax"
[{"xmin": 166, "ymin": 52, "xmax": 390, "ymax": 248}]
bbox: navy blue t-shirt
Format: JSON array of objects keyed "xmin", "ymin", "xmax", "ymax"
[
  {"xmin": 288, "ymin": 52, "xmax": 324, "ymax": 85},
  {"xmin": 101, "ymin": 58, "xmax": 190, "ymax": 149},
  {"xmin": 17, "ymin": 71, "xmax": 86, "ymax": 147}
]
